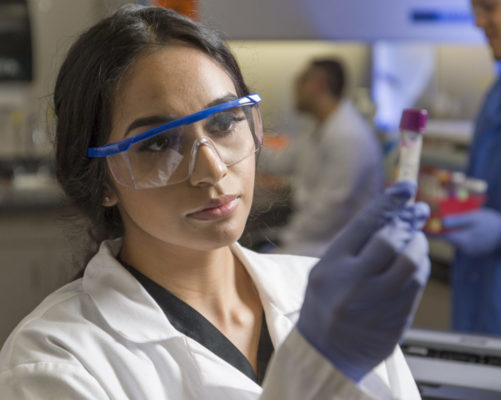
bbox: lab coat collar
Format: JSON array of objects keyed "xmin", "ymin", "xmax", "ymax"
[
  {"xmin": 83, "ymin": 239, "xmax": 180, "ymax": 343},
  {"xmin": 231, "ymin": 244, "xmax": 305, "ymax": 316},
  {"xmin": 231, "ymin": 244, "xmax": 309, "ymax": 347},
  {"xmin": 83, "ymin": 240, "xmax": 307, "ymax": 345}
]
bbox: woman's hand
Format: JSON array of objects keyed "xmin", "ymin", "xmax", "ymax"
[{"xmin": 297, "ymin": 181, "xmax": 430, "ymax": 383}]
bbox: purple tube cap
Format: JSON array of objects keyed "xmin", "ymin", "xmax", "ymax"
[{"xmin": 399, "ymin": 109, "xmax": 428, "ymax": 133}]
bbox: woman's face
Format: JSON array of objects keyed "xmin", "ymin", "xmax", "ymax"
[{"xmin": 106, "ymin": 45, "xmax": 255, "ymax": 252}]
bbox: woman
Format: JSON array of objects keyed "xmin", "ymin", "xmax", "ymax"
[{"xmin": 0, "ymin": 5, "xmax": 429, "ymax": 399}]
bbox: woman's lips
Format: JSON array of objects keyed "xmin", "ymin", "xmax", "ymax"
[{"xmin": 187, "ymin": 195, "xmax": 239, "ymax": 220}]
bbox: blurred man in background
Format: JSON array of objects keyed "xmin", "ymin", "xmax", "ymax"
[
  {"xmin": 440, "ymin": 0, "xmax": 501, "ymax": 334},
  {"xmin": 259, "ymin": 58, "xmax": 384, "ymax": 257}
]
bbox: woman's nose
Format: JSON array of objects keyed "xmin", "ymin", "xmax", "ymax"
[{"xmin": 189, "ymin": 139, "xmax": 228, "ymax": 186}]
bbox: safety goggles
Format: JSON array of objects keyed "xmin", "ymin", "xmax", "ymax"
[{"xmin": 88, "ymin": 94, "xmax": 263, "ymax": 189}]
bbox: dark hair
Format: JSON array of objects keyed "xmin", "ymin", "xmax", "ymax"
[
  {"xmin": 311, "ymin": 58, "xmax": 345, "ymax": 99},
  {"xmin": 54, "ymin": 5, "xmax": 249, "ymax": 252}
]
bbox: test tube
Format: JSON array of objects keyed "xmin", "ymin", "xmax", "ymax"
[{"xmin": 396, "ymin": 109, "xmax": 428, "ymax": 191}]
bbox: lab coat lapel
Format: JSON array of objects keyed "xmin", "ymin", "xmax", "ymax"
[
  {"xmin": 83, "ymin": 239, "xmax": 181, "ymax": 342},
  {"xmin": 85, "ymin": 240, "xmax": 305, "ymax": 345},
  {"xmin": 83, "ymin": 240, "xmax": 323, "ymax": 397},
  {"xmin": 185, "ymin": 244, "xmax": 308, "ymax": 395},
  {"xmin": 231, "ymin": 244, "xmax": 309, "ymax": 346},
  {"xmin": 187, "ymin": 338, "xmax": 262, "ymax": 396},
  {"xmin": 83, "ymin": 240, "xmax": 268, "ymax": 396}
]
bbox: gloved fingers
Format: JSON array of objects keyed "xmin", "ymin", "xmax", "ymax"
[
  {"xmin": 393, "ymin": 278, "xmax": 427, "ymax": 330},
  {"xmin": 357, "ymin": 217, "xmax": 417, "ymax": 276},
  {"xmin": 371, "ymin": 232, "xmax": 430, "ymax": 295},
  {"xmin": 384, "ymin": 180, "xmax": 417, "ymax": 199},
  {"xmin": 394, "ymin": 231, "xmax": 430, "ymax": 287},
  {"xmin": 373, "ymin": 277, "xmax": 426, "ymax": 328},
  {"xmin": 356, "ymin": 231, "xmax": 400, "ymax": 276},
  {"xmin": 397, "ymin": 232, "xmax": 431, "ymax": 287},
  {"xmin": 339, "ymin": 287, "xmax": 420, "ymax": 335},
  {"xmin": 398, "ymin": 202, "xmax": 430, "ymax": 231},
  {"xmin": 441, "ymin": 230, "xmax": 470, "ymax": 249},
  {"xmin": 325, "ymin": 181, "xmax": 415, "ymax": 257},
  {"xmin": 376, "ymin": 263, "xmax": 430, "ymax": 325},
  {"xmin": 442, "ymin": 212, "xmax": 476, "ymax": 229}
]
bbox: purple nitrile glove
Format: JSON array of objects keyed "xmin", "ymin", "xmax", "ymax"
[
  {"xmin": 441, "ymin": 208, "xmax": 501, "ymax": 257},
  {"xmin": 297, "ymin": 180, "xmax": 430, "ymax": 383}
]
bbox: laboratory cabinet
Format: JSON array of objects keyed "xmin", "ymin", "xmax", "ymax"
[{"xmin": 0, "ymin": 207, "xmax": 75, "ymax": 346}]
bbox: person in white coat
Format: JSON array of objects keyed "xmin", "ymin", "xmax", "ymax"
[
  {"xmin": 259, "ymin": 59, "xmax": 384, "ymax": 257},
  {"xmin": 0, "ymin": 5, "xmax": 430, "ymax": 399}
]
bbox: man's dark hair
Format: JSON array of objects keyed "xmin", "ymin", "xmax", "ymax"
[{"xmin": 311, "ymin": 58, "xmax": 346, "ymax": 99}]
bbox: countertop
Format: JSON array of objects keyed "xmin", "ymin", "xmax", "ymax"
[{"xmin": 0, "ymin": 177, "xmax": 66, "ymax": 211}]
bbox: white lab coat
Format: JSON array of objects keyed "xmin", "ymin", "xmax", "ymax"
[
  {"xmin": 260, "ymin": 100, "xmax": 384, "ymax": 257},
  {"xmin": 0, "ymin": 240, "xmax": 420, "ymax": 399}
]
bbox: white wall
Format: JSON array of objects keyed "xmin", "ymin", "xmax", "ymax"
[
  {"xmin": 29, "ymin": 0, "xmax": 101, "ymax": 104},
  {"xmin": 424, "ymin": 44, "xmax": 494, "ymax": 119}
]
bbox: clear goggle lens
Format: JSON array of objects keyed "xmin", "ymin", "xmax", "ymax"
[{"xmin": 106, "ymin": 103, "xmax": 263, "ymax": 189}]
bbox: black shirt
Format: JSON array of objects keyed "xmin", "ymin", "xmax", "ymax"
[{"xmin": 120, "ymin": 261, "xmax": 274, "ymax": 385}]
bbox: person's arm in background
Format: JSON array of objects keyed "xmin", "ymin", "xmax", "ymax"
[
  {"xmin": 441, "ymin": 208, "xmax": 501, "ymax": 256},
  {"xmin": 439, "ymin": 77, "xmax": 501, "ymax": 257}
]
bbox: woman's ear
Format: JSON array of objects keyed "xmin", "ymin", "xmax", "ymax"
[{"xmin": 102, "ymin": 185, "xmax": 118, "ymax": 207}]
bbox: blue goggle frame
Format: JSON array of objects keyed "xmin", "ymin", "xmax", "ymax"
[{"xmin": 88, "ymin": 93, "xmax": 262, "ymax": 158}]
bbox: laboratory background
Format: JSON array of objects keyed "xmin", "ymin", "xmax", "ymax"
[{"xmin": 1, "ymin": 0, "xmax": 501, "ymax": 398}]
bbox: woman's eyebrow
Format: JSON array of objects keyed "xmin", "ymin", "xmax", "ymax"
[
  {"xmin": 123, "ymin": 93, "xmax": 239, "ymax": 138},
  {"xmin": 124, "ymin": 115, "xmax": 174, "ymax": 138},
  {"xmin": 204, "ymin": 93, "xmax": 238, "ymax": 108}
]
